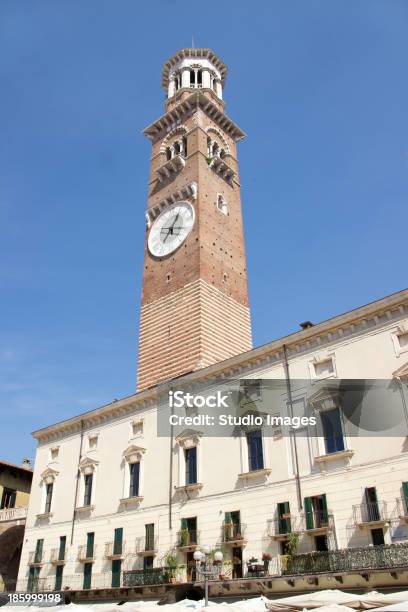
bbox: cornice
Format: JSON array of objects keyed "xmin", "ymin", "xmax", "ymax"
[
  {"xmin": 32, "ymin": 287, "xmax": 408, "ymax": 443},
  {"xmin": 143, "ymin": 93, "xmax": 245, "ymax": 143},
  {"xmin": 161, "ymin": 48, "xmax": 227, "ymax": 89}
]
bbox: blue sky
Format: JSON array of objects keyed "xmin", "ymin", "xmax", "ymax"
[{"xmin": 1, "ymin": 0, "xmax": 407, "ymax": 464}]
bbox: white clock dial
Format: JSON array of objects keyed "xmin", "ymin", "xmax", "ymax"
[{"xmin": 147, "ymin": 201, "xmax": 195, "ymax": 257}]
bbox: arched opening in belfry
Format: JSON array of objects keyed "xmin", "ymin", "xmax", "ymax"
[
  {"xmin": 197, "ymin": 70, "xmax": 202, "ymax": 87},
  {"xmin": 166, "ymin": 147, "xmax": 171, "ymax": 161},
  {"xmin": 190, "ymin": 69, "xmax": 195, "ymax": 86},
  {"xmin": 182, "ymin": 136, "xmax": 188, "ymax": 157},
  {"xmin": 173, "ymin": 141, "xmax": 181, "ymax": 156}
]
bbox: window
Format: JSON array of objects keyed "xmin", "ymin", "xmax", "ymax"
[
  {"xmin": 240, "ymin": 379, "xmax": 262, "ymax": 404},
  {"xmin": 113, "ymin": 527, "xmax": 123, "ymax": 555},
  {"xmin": 34, "ymin": 538, "xmax": 44, "ymax": 564},
  {"xmin": 1, "ymin": 487, "xmax": 16, "ymax": 509},
  {"xmin": 50, "ymin": 447, "xmax": 59, "ymax": 460},
  {"xmin": 190, "ymin": 69, "xmax": 195, "ymax": 86},
  {"xmin": 304, "ymin": 494, "xmax": 328, "ymax": 529},
  {"xmin": 314, "ymin": 358, "xmax": 334, "ymax": 378},
  {"xmin": 44, "ymin": 482, "xmax": 53, "ymax": 513},
  {"xmin": 55, "ymin": 565, "xmax": 63, "ymax": 591},
  {"xmin": 88, "ymin": 435, "xmax": 98, "ymax": 449},
  {"xmin": 58, "ymin": 536, "xmax": 66, "ymax": 562},
  {"xmin": 398, "ymin": 333, "xmax": 408, "ymax": 349},
  {"xmin": 83, "ymin": 563, "xmax": 92, "ymax": 590},
  {"xmin": 166, "ymin": 147, "xmax": 171, "ymax": 161},
  {"xmin": 371, "ymin": 527, "xmax": 385, "ymax": 546},
  {"xmin": 112, "ymin": 559, "xmax": 121, "ymax": 587},
  {"xmin": 277, "ymin": 502, "xmax": 291, "ymax": 535},
  {"xmin": 129, "ymin": 462, "xmax": 140, "ymax": 497},
  {"xmin": 216, "ymin": 195, "xmax": 228, "ymax": 215},
  {"xmin": 86, "ymin": 532, "xmax": 94, "ymax": 558},
  {"xmin": 246, "ymin": 429, "xmax": 264, "ymax": 471},
  {"xmin": 143, "ymin": 555, "xmax": 153, "ymax": 571},
  {"xmin": 180, "ymin": 517, "xmax": 197, "ymax": 545},
  {"xmin": 182, "ymin": 135, "xmax": 188, "ymax": 157},
  {"xmin": 83, "ymin": 474, "xmax": 93, "ymax": 507},
  {"xmin": 315, "ymin": 535, "xmax": 328, "ymax": 551},
  {"xmin": 364, "ymin": 487, "xmax": 380, "ymax": 521},
  {"xmin": 321, "ymin": 408, "xmax": 345, "ymax": 454},
  {"xmin": 27, "ymin": 566, "xmax": 40, "ymax": 592},
  {"xmin": 145, "ymin": 523, "xmax": 155, "ymax": 551},
  {"xmin": 185, "ymin": 447, "xmax": 197, "ymax": 485}
]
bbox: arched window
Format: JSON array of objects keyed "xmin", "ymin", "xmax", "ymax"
[
  {"xmin": 173, "ymin": 141, "xmax": 181, "ymax": 156},
  {"xmin": 166, "ymin": 147, "xmax": 171, "ymax": 161},
  {"xmin": 182, "ymin": 136, "xmax": 187, "ymax": 158},
  {"xmin": 212, "ymin": 142, "xmax": 219, "ymax": 157},
  {"xmin": 207, "ymin": 137, "xmax": 212, "ymax": 157},
  {"xmin": 190, "ymin": 70, "xmax": 195, "ymax": 86},
  {"xmin": 197, "ymin": 70, "xmax": 202, "ymax": 87},
  {"xmin": 216, "ymin": 195, "xmax": 228, "ymax": 216},
  {"xmin": 220, "ymin": 149, "xmax": 226, "ymax": 159}
]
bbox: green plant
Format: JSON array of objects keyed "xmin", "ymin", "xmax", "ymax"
[
  {"xmin": 286, "ymin": 532, "xmax": 299, "ymax": 557},
  {"xmin": 179, "ymin": 528, "xmax": 189, "ymax": 546},
  {"xmin": 164, "ymin": 549, "xmax": 178, "ymax": 579},
  {"xmin": 206, "ymin": 156, "xmax": 213, "ymax": 165}
]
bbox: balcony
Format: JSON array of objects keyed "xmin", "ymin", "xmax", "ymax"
[
  {"xmin": 0, "ymin": 506, "xmax": 27, "ymax": 523},
  {"xmin": 303, "ymin": 511, "xmax": 334, "ymax": 535},
  {"xmin": 353, "ymin": 502, "xmax": 389, "ymax": 528},
  {"xmin": 123, "ymin": 567, "xmax": 170, "ymax": 586},
  {"xmin": 208, "ymin": 155, "xmax": 235, "ymax": 183},
  {"xmin": 104, "ymin": 541, "xmax": 124, "ymax": 560},
  {"xmin": 156, "ymin": 154, "xmax": 185, "ymax": 182},
  {"xmin": 176, "ymin": 530, "xmax": 199, "ymax": 551},
  {"xmin": 28, "ymin": 551, "xmax": 43, "ymax": 566},
  {"xmin": 77, "ymin": 544, "xmax": 96, "ymax": 563},
  {"xmin": 268, "ymin": 516, "xmax": 301, "ymax": 541},
  {"xmin": 281, "ymin": 544, "xmax": 408, "ymax": 576},
  {"xmin": 222, "ymin": 522, "xmax": 247, "ymax": 546},
  {"xmin": 50, "ymin": 548, "xmax": 66, "ymax": 565},
  {"xmin": 397, "ymin": 497, "xmax": 408, "ymax": 521},
  {"xmin": 136, "ymin": 536, "xmax": 158, "ymax": 557}
]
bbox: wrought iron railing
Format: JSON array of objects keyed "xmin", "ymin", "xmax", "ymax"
[
  {"xmin": 21, "ymin": 572, "xmax": 115, "ymax": 592},
  {"xmin": 28, "ymin": 550, "xmax": 43, "ymax": 565},
  {"xmin": 177, "ymin": 529, "xmax": 199, "ymax": 547},
  {"xmin": 123, "ymin": 567, "xmax": 170, "ymax": 586},
  {"xmin": 222, "ymin": 522, "xmax": 247, "ymax": 542},
  {"xmin": 136, "ymin": 535, "xmax": 158, "ymax": 553},
  {"xmin": 268, "ymin": 516, "xmax": 301, "ymax": 537},
  {"xmin": 353, "ymin": 501, "xmax": 388, "ymax": 524},
  {"xmin": 281, "ymin": 544, "xmax": 408, "ymax": 575},
  {"xmin": 302, "ymin": 511, "xmax": 333, "ymax": 531},
  {"xmin": 50, "ymin": 547, "xmax": 66, "ymax": 563},
  {"xmin": 105, "ymin": 541, "xmax": 124, "ymax": 558},
  {"xmin": 77, "ymin": 544, "xmax": 96, "ymax": 561}
]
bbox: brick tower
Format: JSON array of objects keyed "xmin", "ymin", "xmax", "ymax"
[{"xmin": 137, "ymin": 48, "xmax": 252, "ymax": 391}]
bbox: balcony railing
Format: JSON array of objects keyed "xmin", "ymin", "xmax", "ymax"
[
  {"xmin": 77, "ymin": 544, "xmax": 96, "ymax": 562},
  {"xmin": 268, "ymin": 516, "xmax": 301, "ymax": 539},
  {"xmin": 222, "ymin": 522, "xmax": 247, "ymax": 544},
  {"xmin": 136, "ymin": 535, "xmax": 158, "ymax": 555},
  {"xmin": 177, "ymin": 530, "xmax": 199, "ymax": 548},
  {"xmin": 303, "ymin": 511, "xmax": 334, "ymax": 533},
  {"xmin": 28, "ymin": 550, "xmax": 43, "ymax": 565},
  {"xmin": 281, "ymin": 544, "xmax": 408, "ymax": 575},
  {"xmin": 21, "ymin": 572, "xmax": 117, "ymax": 592},
  {"xmin": 353, "ymin": 502, "xmax": 388, "ymax": 525},
  {"xmin": 0, "ymin": 506, "xmax": 27, "ymax": 522},
  {"xmin": 50, "ymin": 548, "xmax": 66, "ymax": 564},
  {"xmin": 104, "ymin": 541, "xmax": 124, "ymax": 559},
  {"xmin": 397, "ymin": 497, "xmax": 408, "ymax": 519},
  {"xmin": 123, "ymin": 567, "xmax": 170, "ymax": 587}
]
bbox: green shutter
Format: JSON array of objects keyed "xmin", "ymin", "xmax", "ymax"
[
  {"xmin": 321, "ymin": 494, "xmax": 328, "ymax": 523},
  {"xmin": 304, "ymin": 497, "xmax": 313, "ymax": 530},
  {"xmin": 225, "ymin": 512, "xmax": 231, "ymax": 524},
  {"xmin": 58, "ymin": 536, "xmax": 66, "ymax": 561},
  {"xmin": 402, "ymin": 482, "xmax": 408, "ymax": 512},
  {"xmin": 145, "ymin": 523, "xmax": 154, "ymax": 550},
  {"xmin": 113, "ymin": 528, "xmax": 123, "ymax": 555},
  {"xmin": 55, "ymin": 565, "xmax": 63, "ymax": 591},
  {"xmin": 181, "ymin": 518, "xmax": 188, "ymax": 529},
  {"xmin": 83, "ymin": 563, "xmax": 92, "ymax": 589},
  {"xmin": 35, "ymin": 539, "xmax": 43, "ymax": 564},
  {"xmin": 86, "ymin": 532, "xmax": 94, "ymax": 558},
  {"xmin": 111, "ymin": 559, "xmax": 121, "ymax": 587}
]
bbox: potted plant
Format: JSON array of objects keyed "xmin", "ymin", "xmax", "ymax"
[
  {"xmin": 179, "ymin": 528, "xmax": 189, "ymax": 547},
  {"xmin": 164, "ymin": 549, "xmax": 178, "ymax": 583}
]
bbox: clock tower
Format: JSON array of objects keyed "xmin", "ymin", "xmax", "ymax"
[{"xmin": 137, "ymin": 48, "xmax": 252, "ymax": 391}]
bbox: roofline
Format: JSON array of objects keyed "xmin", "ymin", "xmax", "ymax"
[
  {"xmin": 31, "ymin": 287, "xmax": 408, "ymax": 441},
  {"xmin": 161, "ymin": 48, "xmax": 227, "ymax": 90},
  {"xmin": 0, "ymin": 459, "xmax": 33, "ymax": 473}
]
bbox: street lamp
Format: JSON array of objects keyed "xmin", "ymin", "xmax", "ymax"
[{"xmin": 194, "ymin": 547, "xmax": 223, "ymax": 607}]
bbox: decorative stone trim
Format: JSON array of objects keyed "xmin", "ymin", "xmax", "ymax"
[
  {"xmin": 123, "ymin": 444, "xmax": 145, "ymax": 463},
  {"xmin": 174, "ymin": 483, "xmax": 203, "ymax": 493},
  {"xmin": 175, "ymin": 429, "xmax": 202, "ymax": 449},
  {"xmin": 156, "ymin": 154, "xmax": 185, "ymax": 182},
  {"xmin": 315, "ymin": 449, "xmax": 354, "ymax": 465},
  {"xmin": 209, "ymin": 156, "xmax": 235, "ymax": 183},
  {"xmin": 40, "ymin": 467, "xmax": 59, "ymax": 484},
  {"xmin": 75, "ymin": 505, "xmax": 95, "ymax": 514},
  {"xmin": 119, "ymin": 496, "xmax": 144, "ymax": 506},
  {"xmin": 159, "ymin": 125, "xmax": 188, "ymax": 153},
  {"xmin": 206, "ymin": 126, "xmax": 231, "ymax": 155},
  {"xmin": 79, "ymin": 456, "xmax": 98, "ymax": 475},
  {"xmin": 145, "ymin": 183, "xmax": 197, "ymax": 227},
  {"xmin": 238, "ymin": 468, "xmax": 271, "ymax": 480}
]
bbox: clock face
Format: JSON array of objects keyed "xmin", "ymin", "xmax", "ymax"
[{"xmin": 148, "ymin": 201, "xmax": 195, "ymax": 257}]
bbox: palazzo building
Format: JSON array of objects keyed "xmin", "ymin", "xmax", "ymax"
[{"xmin": 16, "ymin": 48, "xmax": 408, "ymax": 599}]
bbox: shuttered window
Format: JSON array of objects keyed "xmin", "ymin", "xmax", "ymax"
[{"xmin": 129, "ymin": 462, "xmax": 140, "ymax": 497}]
